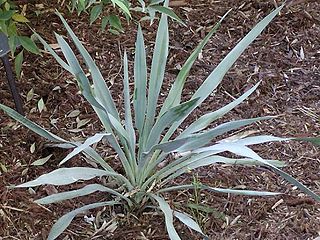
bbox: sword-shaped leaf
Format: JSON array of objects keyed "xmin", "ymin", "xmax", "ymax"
[
  {"xmin": 145, "ymin": 98, "xmax": 199, "ymax": 151},
  {"xmin": 173, "ymin": 211, "xmax": 206, "ymax": 237},
  {"xmin": 150, "ymin": 194, "xmax": 181, "ymax": 240},
  {"xmin": 123, "ymin": 51, "xmax": 136, "ymax": 161},
  {"xmin": 134, "ymin": 24, "xmax": 147, "ymax": 133},
  {"xmin": 143, "ymin": 10, "xmax": 169, "ymax": 143},
  {"xmin": 177, "ymin": 116, "xmax": 274, "ymax": 152},
  {"xmin": 56, "ymin": 12, "xmax": 120, "ymax": 121},
  {"xmin": 47, "ymin": 201, "xmax": 119, "ymax": 240},
  {"xmin": 148, "ymin": 5, "xmax": 184, "ymax": 25},
  {"xmin": 35, "ymin": 184, "xmax": 129, "ymax": 205},
  {"xmin": 162, "ymin": 5, "xmax": 284, "ymax": 143},
  {"xmin": 0, "ymin": 104, "xmax": 67, "ymax": 143},
  {"xmin": 16, "ymin": 167, "xmax": 119, "ymax": 187},
  {"xmin": 294, "ymin": 137, "xmax": 320, "ymax": 146},
  {"xmin": 220, "ymin": 135, "xmax": 289, "ymax": 145},
  {"xmin": 162, "ymin": 155, "xmax": 285, "ymax": 183},
  {"xmin": 55, "ymin": 33, "xmax": 129, "ymax": 143},
  {"xmin": 197, "ymin": 143, "xmax": 320, "ymax": 202},
  {"xmin": 59, "ymin": 133, "xmax": 110, "ymax": 165},
  {"xmin": 180, "ymin": 82, "xmax": 261, "ymax": 137},
  {"xmin": 34, "ymin": 31, "xmax": 71, "ymax": 72},
  {"xmin": 160, "ymin": 9, "xmax": 231, "ymax": 115},
  {"xmin": 158, "ymin": 184, "xmax": 281, "ymax": 196}
]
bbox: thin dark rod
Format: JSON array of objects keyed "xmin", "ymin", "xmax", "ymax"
[{"xmin": 1, "ymin": 54, "xmax": 24, "ymax": 115}]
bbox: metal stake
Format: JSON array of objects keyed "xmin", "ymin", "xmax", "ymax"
[
  {"xmin": 0, "ymin": 33, "xmax": 24, "ymax": 115},
  {"xmin": 1, "ymin": 55, "xmax": 24, "ymax": 115}
]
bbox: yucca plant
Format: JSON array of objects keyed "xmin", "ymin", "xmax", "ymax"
[{"xmin": 1, "ymin": 2, "xmax": 319, "ymax": 240}]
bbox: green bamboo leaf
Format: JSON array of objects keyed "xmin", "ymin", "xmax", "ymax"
[
  {"xmin": 101, "ymin": 16, "xmax": 109, "ymax": 31},
  {"xmin": 111, "ymin": 0, "xmax": 131, "ymax": 17},
  {"xmin": 12, "ymin": 13, "xmax": 29, "ymax": 23},
  {"xmin": 90, "ymin": 4, "xmax": 102, "ymax": 24},
  {"xmin": 18, "ymin": 36, "xmax": 40, "ymax": 54},
  {"xmin": 48, "ymin": 201, "xmax": 119, "ymax": 240},
  {"xmin": 8, "ymin": 35, "xmax": 18, "ymax": 54},
  {"xmin": 109, "ymin": 15, "xmax": 123, "ymax": 32},
  {"xmin": 148, "ymin": 5, "xmax": 184, "ymax": 25},
  {"xmin": 0, "ymin": 10, "xmax": 15, "ymax": 20},
  {"xmin": 7, "ymin": 21, "xmax": 17, "ymax": 36},
  {"xmin": 14, "ymin": 50, "xmax": 23, "ymax": 79}
]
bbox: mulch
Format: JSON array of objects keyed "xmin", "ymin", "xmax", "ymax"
[{"xmin": 0, "ymin": 0, "xmax": 319, "ymax": 239}]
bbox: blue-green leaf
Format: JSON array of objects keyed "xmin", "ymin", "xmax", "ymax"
[
  {"xmin": 150, "ymin": 194, "xmax": 181, "ymax": 240},
  {"xmin": 35, "ymin": 184, "xmax": 129, "ymax": 205},
  {"xmin": 162, "ymin": 5, "xmax": 284, "ymax": 143},
  {"xmin": 134, "ymin": 24, "xmax": 147, "ymax": 133},
  {"xmin": 15, "ymin": 167, "xmax": 119, "ymax": 187},
  {"xmin": 48, "ymin": 201, "xmax": 119, "ymax": 240}
]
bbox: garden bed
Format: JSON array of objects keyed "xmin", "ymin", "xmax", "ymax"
[{"xmin": 0, "ymin": 0, "xmax": 319, "ymax": 239}]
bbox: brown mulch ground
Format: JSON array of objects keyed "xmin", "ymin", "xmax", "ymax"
[{"xmin": 0, "ymin": 0, "xmax": 319, "ymax": 239}]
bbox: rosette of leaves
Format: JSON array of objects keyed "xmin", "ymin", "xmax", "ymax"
[
  {"xmin": 0, "ymin": 0, "xmax": 40, "ymax": 77},
  {"xmin": 1, "ymin": 2, "xmax": 319, "ymax": 240},
  {"xmin": 67, "ymin": 0, "xmax": 183, "ymax": 34}
]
